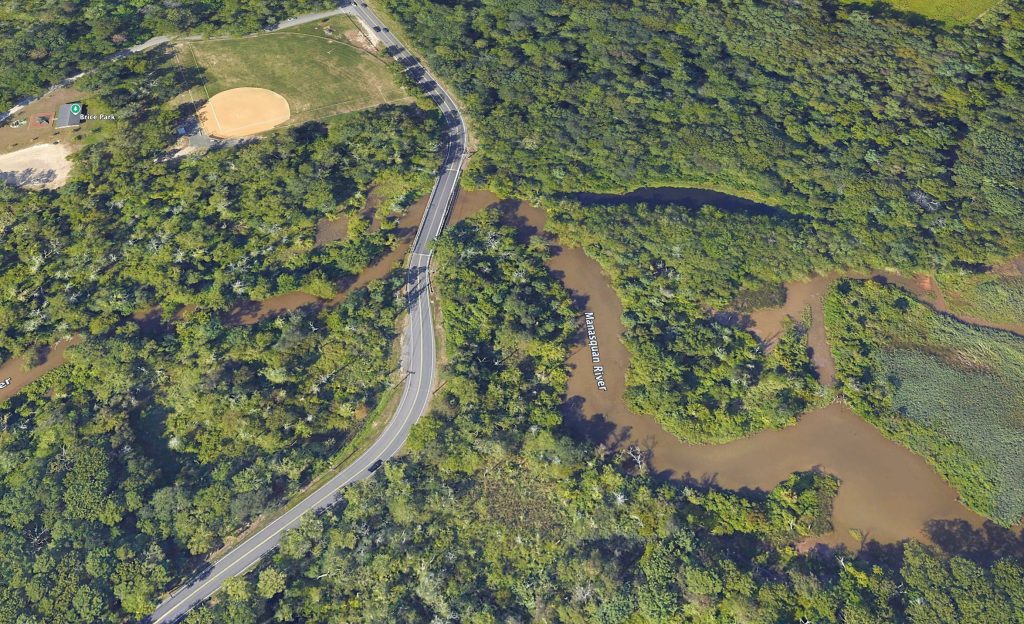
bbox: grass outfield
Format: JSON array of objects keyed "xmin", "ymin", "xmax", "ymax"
[
  {"xmin": 880, "ymin": 0, "xmax": 1003, "ymax": 24},
  {"xmin": 182, "ymin": 17, "xmax": 409, "ymax": 126},
  {"xmin": 826, "ymin": 279, "xmax": 1024, "ymax": 526}
]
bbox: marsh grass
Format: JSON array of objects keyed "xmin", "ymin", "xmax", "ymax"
[
  {"xmin": 826, "ymin": 279, "xmax": 1024, "ymax": 525},
  {"xmin": 863, "ymin": 0, "xmax": 1003, "ymax": 24},
  {"xmin": 880, "ymin": 349, "xmax": 1024, "ymax": 523},
  {"xmin": 939, "ymin": 272, "xmax": 1024, "ymax": 328}
]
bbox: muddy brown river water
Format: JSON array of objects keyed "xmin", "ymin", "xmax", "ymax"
[
  {"xmin": 0, "ymin": 196, "xmax": 428, "ymax": 400},
  {"xmin": 0, "ymin": 336, "xmax": 81, "ymax": 403},
  {"xmin": 451, "ymin": 189, "xmax": 998, "ymax": 549},
  {"xmin": 4, "ymin": 187, "xmax": 1019, "ymax": 551}
]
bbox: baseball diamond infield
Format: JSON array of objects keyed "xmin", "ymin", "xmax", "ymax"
[{"xmin": 199, "ymin": 87, "xmax": 291, "ymax": 138}]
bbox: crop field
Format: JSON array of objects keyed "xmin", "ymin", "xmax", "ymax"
[
  {"xmin": 825, "ymin": 279, "xmax": 1024, "ymax": 525},
  {"xmin": 181, "ymin": 16, "xmax": 409, "ymax": 128},
  {"xmin": 883, "ymin": 0, "xmax": 1003, "ymax": 24}
]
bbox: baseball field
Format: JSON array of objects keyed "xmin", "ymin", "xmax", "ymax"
[{"xmin": 182, "ymin": 15, "xmax": 411, "ymax": 138}]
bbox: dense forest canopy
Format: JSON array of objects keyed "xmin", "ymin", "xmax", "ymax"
[
  {"xmin": 550, "ymin": 200, "xmax": 831, "ymax": 443},
  {"xmin": 0, "ymin": 277, "xmax": 406, "ymax": 622},
  {"xmin": 0, "ymin": 21, "xmax": 447, "ymax": 621},
  {"xmin": 0, "ymin": 51, "xmax": 440, "ymax": 362},
  {"xmin": 2, "ymin": 0, "xmax": 1024, "ymax": 621},
  {"xmin": 0, "ymin": 0, "xmax": 334, "ymax": 109},
  {"xmin": 483, "ymin": 0, "xmax": 1024, "ymax": 445},
  {"xmin": 184, "ymin": 212, "xmax": 1024, "ymax": 624},
  {"xmin": 384, "ymin": 0, "xmax": 1024, "ymax": 269}
]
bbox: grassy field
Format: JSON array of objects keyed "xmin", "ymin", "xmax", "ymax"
[
  {"xmin": 825, "ymin": 279, "xmax": 1024, "ymax": 526},
  {"xmin": 880, "ymin": 0, "xmax": 1003, "ymax": 24},
  {"xmin": 937, "ymin": 269, "xmax": 1024, "ymax": 330},
  {"xmin": 181, "ymin": 15, "xmax": 409, "ymax": 127}
]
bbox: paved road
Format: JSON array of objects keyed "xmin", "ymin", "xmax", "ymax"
[
  {"xmin": 145, "ymin": 4, "xmax": 466, "ymax": 624},
  {"xmin": 264, "ymin": 6, "xmax": 353, "ymax": 31}
]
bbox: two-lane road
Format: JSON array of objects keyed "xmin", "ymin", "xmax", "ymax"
[{"xmin": 146, "ymin": 4, "xmax": 467, "ymax": 622}]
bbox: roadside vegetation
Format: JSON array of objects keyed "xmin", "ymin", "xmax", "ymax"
[
  {"xmin": 185, "ymin": 212, "xmax": 1024, "ymax": 624},
  {"xmin": 379, "ymin": 0, "xmax": 1024, "ymax": 451},
  {"xmin": 0, "ymin": 276, "xmax": 406, "ymax": 622},
  {"xmin": 0, "ymin": 27, "xmax": 447, "ymax": 621},
  {"xmin": 825, "ymin": 279, "xmax": 1024, "ymax": 526}
]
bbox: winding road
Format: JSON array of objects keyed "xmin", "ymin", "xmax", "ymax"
[{"xmin": 146, "ymin": 4, "xmax": 467, "ymax": 622}]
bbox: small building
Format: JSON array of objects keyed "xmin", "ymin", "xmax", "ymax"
[{"xmin": 55, "ymin": 103, "xmax": 84, "ymax": 129}]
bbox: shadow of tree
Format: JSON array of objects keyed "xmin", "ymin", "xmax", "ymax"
[
  {"xmin": 924, "ymin": 519, "xmax": 1024, "ymax": 565},
  {"xmin": 0, "ymin": 166, "xmax": 58, "ymax": 188}
]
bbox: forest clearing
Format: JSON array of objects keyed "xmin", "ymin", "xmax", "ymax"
[
  {"xmin": 883, "ymin": 0, "xmax": 1003, "ymax": 23},
  {"xmin": 0, "ymin": 142, "xmax": 71, "ymax": 189},
  {"xmin": 181, "ymin": 17, "xmax": 409, "ymax": 130}
]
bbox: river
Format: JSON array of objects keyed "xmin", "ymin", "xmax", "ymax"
[
  {"xmin": 449, "ymin": 189, "xmax": 996, "ymax": 550},
  {"xmin": 3, "ymin": 186, "xmax": 1017, "ymax": 550},
  {"xmin": 0, "ymin": 194, "xmax": 427, "ymax": 400}
]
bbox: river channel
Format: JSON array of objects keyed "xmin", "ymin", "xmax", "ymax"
[
  {"xmin": 449, "ymin": 189, "xmax": 998, "ymax": 550},
  {"xmin": 4, "ymin": 185, "xmax": 1017, "ymax": 551},
  {"xmin": 0, "ymin": 194, "xmax": 427, "ymax": 402}
]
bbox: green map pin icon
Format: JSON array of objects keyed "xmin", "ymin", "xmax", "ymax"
[{"xmin": 70, "ymin": 103, "xmax": 81, "ymax": 115}]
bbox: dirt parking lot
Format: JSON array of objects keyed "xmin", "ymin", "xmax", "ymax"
[{"xmin": 0, "ymin": 143, "xmax": 72, "ymax": 189}]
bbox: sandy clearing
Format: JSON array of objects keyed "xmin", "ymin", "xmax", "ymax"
[
  {"xmin": 342, "ymin": 23, "xmax": 378, "ymax": 53},
  {"xmin": 0, "ymin": 143, "xmax": 72, "ymax": 189},
  {"xmin": 350, "ymin": 15, "xmax": 384, "ymax": 47},
  {"xmin": 199, "ymin": 87, "xmax": 290, "ymax": 138}
]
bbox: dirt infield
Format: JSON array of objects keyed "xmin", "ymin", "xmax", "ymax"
[
  {"xmin": 199, "ymin": 87, "xmax": 290, "ymax": 138},
  {"xmin": 0, "ymin": 143, "xmax": 72, "ymax": 189}
]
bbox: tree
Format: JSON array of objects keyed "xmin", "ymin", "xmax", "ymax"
[{"xmin": 256, "ymin": 568, "xmax": 287, "ymax": 599}]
